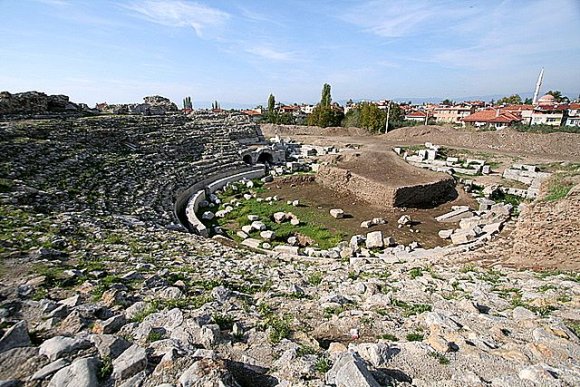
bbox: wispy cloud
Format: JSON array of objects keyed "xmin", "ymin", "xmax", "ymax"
[
  {"xmin": 245, "ymin": 45, "xmax": 296, "ymax": 62},
  {"xmin": 340, "ymin": 0, "xmax": 477, "ymax": 38},
  {"xmin": 124, "ymin": 0, "xmax": 230, "ymax": 37}
]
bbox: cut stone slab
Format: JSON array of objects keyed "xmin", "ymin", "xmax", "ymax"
[
  {"xmin": 241, "ymin": 225, "xmax": 253, "ymax": 234},
  {"xmin": 241, "ymin": 238, "xmax": 261, "ymax": 249},
  {"xmin": 112, "ymin": 344, "xmax": 147, "ymax": 381},
  {"xmin": 247, "ymin": 215, "xmax": 259, "ymax": 221},
  {"xmin": 330, "ymin": 209, "xmax": 345, "ymax": 219},
  {"xmin": 365, "ymin": 231, "xmax": 384, "ymax": 249},
  {"xmin": 273, "ymin": 245, "xmax": 300, "ymax": 255},
  {"xmin": 482, "ymin": 222, "xmax": 502, "ymax": 235},
  {"xmin": 48, "ymin": 357, "xmax": 99, "ymax": 387},
  {"xmin": 436, "ymin": 206, "xmax": 472, "ymax": 222},
  {"xmin": 0, "ymin": 321, "xmax": 31, "ymax": 354},
  {"xmin": 39, "ymin": 336, "xmax": 92, "ymax": 361},
  {"xmin": 236, "ymin": 231, "xmax": 249, "ymax": 239}
]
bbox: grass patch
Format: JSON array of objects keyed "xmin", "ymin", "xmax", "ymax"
[
  {"xmin": 408, "ymin": 267, "xmax": 424, "ymax": 279},
  {"xmin": 406, "ymin": 332, "xmax": 424, "ymax": 341},
  {"xmin": 97, "ymin": 356, "xmax": 113, "ymax": 380},
  {"xmin": 314, "ymin": 356, "xmax": 332, "ymax": 373},
  {"xmin": 203, "ymin": 190, "xmax": 348, "ymax": 250},
  {"xmin": 490, "ymin": 190, "xmax": 524, "ymax": 207},
  {"xmin": 566, "ymin": 320, "xmax": 580, "ymax": 338},
  {"xmin": 429, "ymin": 351, "xmax": 450, "ymax": 365},
  {"xmin": 511, "ymin": 294, "xmax": 557, "ymax": 317},
  {"xmin": 146, "ymin": 330, "xmax": 164, "ymax": 342},
  {"xmin": 392, "ymin": 299, "xmax": 432, "ymax": 317},
  {"xmin": 543, "ymin": 172, "xmax": 578, "ymax": 202},
  {"xmin": 307, "ymin": 271, "xmax": 323, "ymax": 286},
  {"xmin": 266, "ymin": 315, "xmax": 292, "ymax": 344},
  {"xmin": 212, "ymin": 313, "xmax": 235, "ymax": 330},
  {"xmin": 380, "ymin": 333, "xmax": 398, "ymax": 341}
]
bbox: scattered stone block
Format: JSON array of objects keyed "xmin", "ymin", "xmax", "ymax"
[
  {"xmin": 436, "ymin": 206, "xmax": 472, "ymax": 222},
  {"xmin": 260, "ymin": 230, "xmax": 276, "ymax": 241},
  {"xmin": 247, "ymin": 215, "xmax": 259, "ymax": 221},
  {"xmin": 241, "ymin": 225, "xmax": 253, "ymax": 234},
  {"xmin": 273, "ymin": 212, "xmax": 287, "ymax": 223},
  {"xmin": 330, "ymin": 209, "xmax": 345, "ymax": 219},
  {"xmin": 438, "ymin": 229, "xmax": 454, "ymax": 239},
  {"xmin": 365, "ymin": 231, "xmax": 384, "ymax": 249},
  {"xmin": 273, "ymin": 245, "xmax": 300, "ymax": 255},
  {"xmin": 397, "ymin": 215, "xmax": 412, "ymax": 225},
  {"xmin": 250, "ymin": 221, "xmax": 267, "ymax": 231},
  {"xmin": 241, "ymin": 238, "xmax": 261, "ymax": 249},
  {"xmin": 360, "ymin": 220, "xmax": 373, "ymax": 228},
  {"xmin": 236, "ymin": 231, "xmax": 249, "ymax": 239},
  {"xmin": 201, "ymin": 211, "xmax": 214, "ymax": 221}
]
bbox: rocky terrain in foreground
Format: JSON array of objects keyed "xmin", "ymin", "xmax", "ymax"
[{"xmin": 1, "ymin": 113, "xmax": 579, "ymax": 386}]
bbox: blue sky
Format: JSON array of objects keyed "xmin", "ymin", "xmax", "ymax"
[{"xmin": 1, "ymin": 0, "xmax": 579, "ymax": 108}]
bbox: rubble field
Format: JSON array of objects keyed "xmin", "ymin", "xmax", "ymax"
[{"xmin": 0, "ymin": 114, "xmax": 579, "ymax": 387}]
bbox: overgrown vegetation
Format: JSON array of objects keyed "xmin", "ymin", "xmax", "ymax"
[
  {"xmin": 543, "ymin": 171, "xmax": 578, "ymax": 201},
  {"xmin": 201, "ymin": 180, "xmax": 348, "ymax": 250}
]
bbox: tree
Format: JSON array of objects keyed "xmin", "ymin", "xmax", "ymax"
[
  {"xmin": 341, "ymin": 101, "xmax": 404, "ymax": 132},
  {"xmin": 441, "ymin": 99, "xmax": 454, "ymax": 106},
  {"xmin": 524, "ymin": 97, "xmax": 533, "ymax": 105},
  {"xmin": 307, "ymin": 83, "xmax": 343, "ymax": 127},
  {"xmin": 211, "ymin": 100, "xmax": 220, "ymax": 111},
  {"xmin": 497, "ymin": 94, "xmax": 522, "ymax": 105},
  {"xmin": 321, "ymin": 83, "xmax": 332, "ymax": 107},
  {"xmin": 267, "ymin": 94, "xmax": 276, "ymax": 114},
  {"xmin": 183, "ymin": 96, "xmax": 192, "ymax": 110},
  {"xmin": 546, "ymin": 90, "xmax": 569, "ymax": 103}
]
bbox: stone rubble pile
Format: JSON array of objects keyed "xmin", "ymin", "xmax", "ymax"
[
  {"xmin": 395, "ymin": 143, "xmax": 492, "ymax": 176},
  {"xmin": 1, "ymin": 114, "xmax": 578, "ymax": 386}
]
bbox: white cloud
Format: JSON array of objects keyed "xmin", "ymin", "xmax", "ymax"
[
  {"xmin": 124, "ymin": 0, "xmax": 230, "ymax": 37},
  {"xmin": 245, "ymin": 45, "xmax": 295, "ymax": 62}
]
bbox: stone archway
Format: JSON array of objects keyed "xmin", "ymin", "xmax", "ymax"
[
  {"xmin": 257, "ymin": 152, "xmax": 273, "ymax": 164},
  {"xmin": 242, "ymin": 154, "xmax": 253, "ymax": 165}
]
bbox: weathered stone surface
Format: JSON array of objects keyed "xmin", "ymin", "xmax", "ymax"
[
  {"xmin": 31, "ymin": 358, "xmax": 69, "ymax": 380},
  {"xmin": 112, "ymin": 344, "xmax": 147, "ymax": 380},
  {"xmin": 48, "ymin": 357, "xmax": 99, "ymax": 387},
  {"xmin": 325, "ymin": 352, "xmax": 381, "ymax": 387},
  {"xmin": 0, "ymin": 321, "xmax": 31, "ymax": 353},
  {"xmin": 39, "ymin": 336, "xmax": 92, "ymax": 361},
  {"xmin": 92, "ymin": 334, "xmax": 131, "ymax": 359}
]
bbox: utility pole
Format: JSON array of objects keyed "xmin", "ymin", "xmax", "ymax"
[{"xmin": 385, "ymin": 102, "xmax": 391, "ymax": 133}]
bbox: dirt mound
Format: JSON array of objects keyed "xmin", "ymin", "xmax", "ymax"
[
  {"xmin": 506, "ymin": 183, "xmax": 580, "ymax": 270},
  {"xmin": 261, "ymin": 124, "xmax": 371, "ymax": 138},
  {"xmin": 382, "ymin": 125, "xmax": 580, "ymax": 160},
  {"xmin": 317, "ymin": 151, "xmax": 456, "ymax": 207}
]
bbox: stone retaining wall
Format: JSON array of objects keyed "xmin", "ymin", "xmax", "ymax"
[
  {"xmin": 177, "ymin": 166, "xmax": 266, "ymax": 235},
  {"xmin": 316, "ymin": 165, "xmax": 455, "ymax": 207}
]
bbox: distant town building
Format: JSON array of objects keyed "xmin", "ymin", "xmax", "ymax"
[
  {"xmin": 462, "ymin": 108, "xmax": 522, "ymax": 129},
  {"xmin": 433, "ymin": 106, "xmax": 475, "ymax": 124}
]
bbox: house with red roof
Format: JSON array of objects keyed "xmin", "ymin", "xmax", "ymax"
[{"xmin": 462, "ymin": 108, "xmax": 522, "ymax": 129}]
